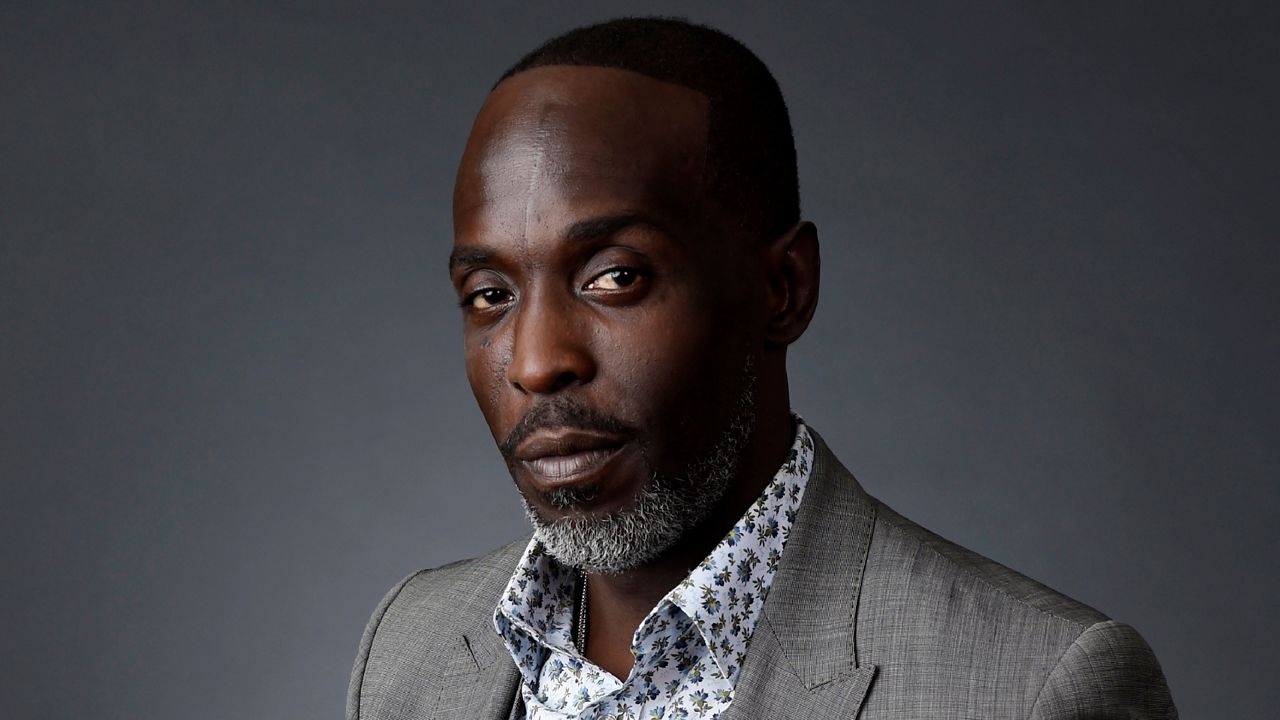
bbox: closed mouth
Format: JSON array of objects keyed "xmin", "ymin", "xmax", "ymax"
[
  {"xmin": 523, "ymin": 446, "xmax": 622, "ymax": 484},
  {"xmin": 512, "ymin": 428, "xmax": 628, "ymax": 488},
  {"xmin": 519, "ymin": 443, "xmax": 619, "ymax": 476}
]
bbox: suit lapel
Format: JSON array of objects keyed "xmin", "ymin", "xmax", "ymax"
[
  {"xmin": 726, "ymin": 428, "xmax": 879, "ymax": 718},
  {"xmin": 723, "ymin": 615, "xmax": 877, "ymax": 720},
  {"xmin": 430, "ymin": 612, "xmax": 522, "ymax": 719}
]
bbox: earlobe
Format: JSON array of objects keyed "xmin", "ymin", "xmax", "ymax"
[{"xmin": 764, "ymin": 221, "xmax": 820, "ymax": 346}]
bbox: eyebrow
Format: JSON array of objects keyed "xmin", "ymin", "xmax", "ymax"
[
  {"xmin": 447, "ymin": 246, "xmax": 492, "ymax": 272},
  {"xmin": 563, "ymin": 212, "xmax": 658, "ymax": 243},
  {"xmin": 447, "ymin": 212, "xmax": 666, "ymax": 272}
]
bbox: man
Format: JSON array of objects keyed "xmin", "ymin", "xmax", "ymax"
[{"xmin": 348, "ymin": 17, "xmax": 1176, "ymax": 720}]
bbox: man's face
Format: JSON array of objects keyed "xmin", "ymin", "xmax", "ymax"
[{"xmin": 450, "ymin": 66, "xmax": 766, "ymax": 569}]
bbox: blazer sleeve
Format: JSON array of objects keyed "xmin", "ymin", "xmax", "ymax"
[
  {"xmin": 1029, "ymin": 620, "xmax": 1178, "ymax": 719},
  {"xmin": 346, "ymin": 571, "xmax": 429, "ymax": 720}
]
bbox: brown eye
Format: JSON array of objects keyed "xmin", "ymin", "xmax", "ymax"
[
  {"xmin": 586, "ymin": 268, "xmax": 640, "ymax": 291},
  {"xmin": 466, "ymin": 288, "xmax": 512, "ymax": 310}
]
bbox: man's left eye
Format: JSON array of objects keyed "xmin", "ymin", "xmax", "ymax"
[{"xmin": 586, "ymin": 268, "xmax": 641, "ymax": 291}]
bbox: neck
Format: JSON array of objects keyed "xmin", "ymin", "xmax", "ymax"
[{"xmin": 582, "ymin": 388, "xmax": 795, "ymax": 678}]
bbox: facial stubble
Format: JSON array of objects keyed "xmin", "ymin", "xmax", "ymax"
[{"xmin": 518, "ymin": 359, "xmax": 758, "ymax": 574}]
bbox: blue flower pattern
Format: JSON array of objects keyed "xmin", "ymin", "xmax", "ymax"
[{"xmin": 494, "ymin": 420, "xmax": 815, "ymax": 720}]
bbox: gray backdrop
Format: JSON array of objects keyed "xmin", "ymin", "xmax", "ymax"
[{"xmin": 3, "ymin": 2, "xmax": 1276, "ymax": 718}]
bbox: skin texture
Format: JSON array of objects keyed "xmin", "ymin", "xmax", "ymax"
[{"xmin": 450, "ymin": 65, "xmax": 821, "ymax": 679}]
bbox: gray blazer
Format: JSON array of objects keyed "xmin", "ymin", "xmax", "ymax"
[{"xmin": 348, "ymin": 429, "xmax": 1177, "ymax": 719}]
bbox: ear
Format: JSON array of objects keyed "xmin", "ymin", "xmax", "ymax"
[{"xmin": 762, "ymin": 221, "xmax": 820, "ymax": 346}]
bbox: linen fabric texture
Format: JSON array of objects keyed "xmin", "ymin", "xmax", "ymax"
[{"xmin": 348, "ymin": 427, "xmax": 1177, "ymax": 719}]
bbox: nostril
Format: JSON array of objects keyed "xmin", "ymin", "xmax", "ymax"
[
  {"xmin": 507, "ymin": 367, "xmax": 582, "ymax": 395},
  {"xmin": 551, "ymin": 371, "xmax": 579, "ymax": 392}
]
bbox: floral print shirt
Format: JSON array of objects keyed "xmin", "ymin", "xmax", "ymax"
[{"xmin": 493, "ymin": 419, "xmax": 815, "ymax": 720}]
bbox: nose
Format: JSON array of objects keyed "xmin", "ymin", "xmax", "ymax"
[{"xmin": 507, "ymin": 292, "xmax": 596, "ymax": 394}]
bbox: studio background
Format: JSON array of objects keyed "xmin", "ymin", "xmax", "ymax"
[{"xmin": 3, "ymin": 2, "xmax": 1276, "ymax": 718}]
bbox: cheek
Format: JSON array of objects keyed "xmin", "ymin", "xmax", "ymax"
[
  {"xmin": 463, "ymin": 330, "xmax": 513, "ymax": 443},
  {"xmin": 597, "ymin": 299, "xmax": 740, "ymax": 435}
]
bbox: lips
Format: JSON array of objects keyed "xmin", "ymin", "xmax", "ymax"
[
  {"xmin": 512, "ymin": 429, "xmax": 627, "ymax": 487},
  {"xmin": 524, "ymin": 447, "xmax": 619, "ymax": 481}
]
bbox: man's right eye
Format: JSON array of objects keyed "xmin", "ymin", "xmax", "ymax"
[{"xmin": 463, "ymin": 288, "xmax": 512, "ymax": 310}]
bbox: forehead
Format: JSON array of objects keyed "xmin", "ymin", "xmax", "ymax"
[{"xmin": 453, "ymin": 66, "xmax": 711, "ymax": 243}]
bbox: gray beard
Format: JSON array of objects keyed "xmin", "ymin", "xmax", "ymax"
[{"xmin": 521, "ymin": 363, "xmax": 758, "ymax": 574}]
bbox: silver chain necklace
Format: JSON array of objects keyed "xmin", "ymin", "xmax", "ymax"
[{"xmin": 574, "ymin": 569, "xmax": 588, "ymax": 653}]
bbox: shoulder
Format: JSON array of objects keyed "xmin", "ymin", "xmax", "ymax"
[
  {"xmin": 346, "ymin": 538, "xmax": 527, "ymax": 720},
  {"xmin": 800, "ymin": 426, "xmax": 1172, "ymax": 715},
  {"xmin": 374, "ymin": 538, "xmax": 529, "ymax": 629},
  {"xmin": 856, "ymin": 498, "xmax": 1175, "ymax": 716},
  {"xmin": 356, "ymin": 536, "xmax": 527, "ymax": 645},
  {"xmin": 867, "ymin": 499, "xmax": 1107, "ymax": 629},
  {"xmin": 802, "ymin": 426, "xmax": 1108, "ymax": 635},
  {"xmin": 1029, "ymin": 619, "xmax": 1178, "ymax": 719}
]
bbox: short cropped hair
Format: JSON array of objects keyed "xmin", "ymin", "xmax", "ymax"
[{"xmin": 497, "ymin": 17, "xmax": 800, "ymax": 241}]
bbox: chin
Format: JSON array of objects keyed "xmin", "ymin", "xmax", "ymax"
[
  {"xmin": 537, "ymin": 481, "xmax": 603, "ymax": 512},
  {"xmin": 525, "ymin": 479, "xmax": 646, "ymax": 520},
  {"xmin": 519, "ymin": 491, "xmax": 679, "ymax": 575}
]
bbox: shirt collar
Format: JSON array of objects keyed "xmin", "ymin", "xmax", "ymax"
[
  {"xmin": 493, "ymin": 416, "xmax": 815, "ymax": 689},
  {"xmin": 664, "ymin": 418, "xmax": 814, "ymax": 683}
]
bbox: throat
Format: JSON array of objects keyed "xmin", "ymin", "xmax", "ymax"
[
  {"xmin": 576, "ymin": 560, "xmax": 692, "ymax": 680},
  {"xmin": 578, "ymin": 573, "xmax": 642, "ymax": 680}
]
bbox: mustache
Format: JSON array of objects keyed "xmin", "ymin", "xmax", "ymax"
[{"xmin": 499, "ymin": 396, "xmax": 638, "ymax": 459}]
